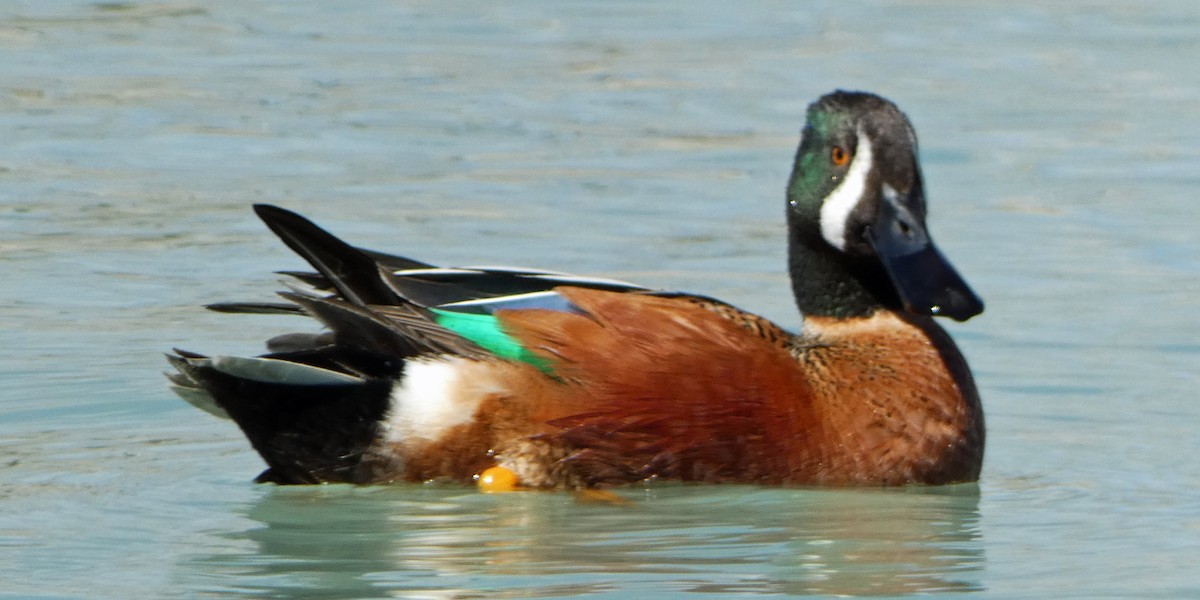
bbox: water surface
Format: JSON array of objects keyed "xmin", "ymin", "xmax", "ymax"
[{"xmin": 2, "ymin": 1, "xmax": 1198, "ymax": 598}]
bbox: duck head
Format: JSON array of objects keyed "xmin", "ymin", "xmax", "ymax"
[{"xmin": 786, "ymin": 91, "xmax": 984, "ymax": 322}]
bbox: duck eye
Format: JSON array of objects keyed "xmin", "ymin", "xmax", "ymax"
[{"xmin": 831, "ymin": 146, "xmax": 850, "ymax": 166}]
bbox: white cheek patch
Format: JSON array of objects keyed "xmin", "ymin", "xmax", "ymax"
[
  {"xmin": 819, "ymin": 130, "xmax": 874, "ymax": 250},
  {"xmin": 380, "ymin": 356, "xmax": 487, "ymax": 449}
]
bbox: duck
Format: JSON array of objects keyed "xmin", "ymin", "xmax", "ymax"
[{"xmin": 168, "ymin": 91, "xmax": 985, "ymax": 489}]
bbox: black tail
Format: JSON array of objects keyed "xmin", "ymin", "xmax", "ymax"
[{"xmin": 168, "ymin": 351, "xmax": 400, "ymax": 484}]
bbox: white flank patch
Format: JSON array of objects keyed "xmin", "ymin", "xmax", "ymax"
[
  {"xmin": 819, "ymin": 129, "xmax": 874, "ymax": 250},
  {"xmin": 380, "ymin": 356, "xmax": 488, "ymax": 448}
]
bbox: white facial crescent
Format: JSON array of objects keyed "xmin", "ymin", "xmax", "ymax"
[{"xmin": 819, "ymin": 129, "xmax": 873, "ymax": 251}]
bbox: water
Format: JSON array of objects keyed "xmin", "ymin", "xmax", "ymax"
[{"xmin": 2, "ymin": 1, "xmax": 1198, "ymax": 597}]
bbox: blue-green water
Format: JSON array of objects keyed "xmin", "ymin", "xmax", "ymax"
[{"xmin": 2, "ymin": 1, "xmax": 1198, "ymax": 598}]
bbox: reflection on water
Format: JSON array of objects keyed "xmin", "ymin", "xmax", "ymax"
[{"xmin": 184, "ymin": 484, "xmax": 982, "ymax": 598}]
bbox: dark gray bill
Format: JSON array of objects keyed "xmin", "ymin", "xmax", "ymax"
[{"xmin": 866, "ymin": 194, "xmax": 984, "ymax": 321}]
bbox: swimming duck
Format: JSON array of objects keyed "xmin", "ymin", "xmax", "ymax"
[{"xmin": 168, "ymin": 91, "xmax": 985, "ymax": 488}]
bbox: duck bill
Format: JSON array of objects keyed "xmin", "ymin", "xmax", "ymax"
[{"xmin": 866, "ymin": 194, "xmax": 984, "ymax": 322}]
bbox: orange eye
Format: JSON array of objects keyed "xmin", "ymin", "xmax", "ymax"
[{"xmin": 831, "ymin": 146, "xmax": 850, "ymax": 166}]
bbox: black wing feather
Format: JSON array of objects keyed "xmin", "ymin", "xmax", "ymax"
[{"xmin": 253, "ymin": 204, "xmax": 399, "ymax": 306}]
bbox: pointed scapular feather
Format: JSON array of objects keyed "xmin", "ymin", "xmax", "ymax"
[
  {"xmin": 206, "ymin": 301, "xmax": 304, "ymax": 315},
  {"xmin": 379, "ymin": 265, "xmax": 647, "ymax": 308},
  {"xmin": 368, "ymin": 303, "xmax": 492, "ymax": 359},
  {"xmin": 265, "ymin": 332, "xmax": 334, "ymax": 353},
  {"xmin": 282, "ymin": 291, "xmax": 489, "ymax": 359},
  {"xmin": 253, "ymin": 204, "xmax": 398, "ymax": 307},
  {"xmin": 275, "ymin": 270, "xmax": 331, "ymax": 290},
  {"xmin": 281, "ymin": 292, "xmax": 427, "ymax": 358}
]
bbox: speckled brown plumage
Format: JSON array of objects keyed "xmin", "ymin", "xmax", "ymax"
[{"xmin": 384, "ymin": 287, "xmax": 983, "ymax": 488}]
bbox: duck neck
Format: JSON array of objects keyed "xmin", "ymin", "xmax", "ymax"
[{"xmin": 786, "ymin": 227, "xmax": 899, "ymax": 319}]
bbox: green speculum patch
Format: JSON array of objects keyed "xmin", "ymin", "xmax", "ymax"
[{"xmin": 430, "ymin": 308, "xmax": 554, "ymax": 373}]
